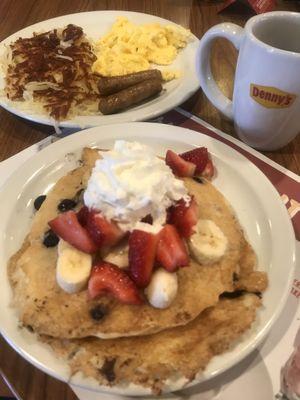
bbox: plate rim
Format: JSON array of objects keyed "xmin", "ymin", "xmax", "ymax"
[
  {"xmin": 0, "ymin": 121, "xmax": 296, "ymax": 395},
  {"xmin": 0, "ymin": 10, "xmax": 200, "ymax": 129}
]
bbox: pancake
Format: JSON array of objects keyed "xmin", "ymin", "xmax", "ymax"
[
  {"xmin": 42, "ymin": 293, "xmax": 261, "ymax": 395},
  {"xmin": 234, "ymin": 240, "xmax": 268, "ymax": 293},
  {"xmin": 8, "ymin": 148, "xmax": 262, "ymax": 339}
]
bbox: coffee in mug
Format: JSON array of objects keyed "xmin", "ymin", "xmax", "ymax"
[{"xmin": 197, "ymin": 11, "xmax": 300, "ymax": 150}]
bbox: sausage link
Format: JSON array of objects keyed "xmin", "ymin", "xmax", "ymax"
[
  {"xmin": 98, "ymin": 79, "xmax": 162, "ymax": 115},
  {"xmin": 97, "ymin": 69, "xmax": 162, "ymax": 96}
]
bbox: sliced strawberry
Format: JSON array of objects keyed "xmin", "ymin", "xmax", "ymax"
[
  {"xmin": 201, "ymin": 158, "xmax": 214, "ymax": 180},
  {"xmin": 88, "ymin": 262, "xmax": 143, "ymax": 305},
  {"xmin": 86, "ymin": 210, "xmax": 124, "ymax": 248},
  {"xmin": 168, "ymin": 197, "xmax": 198, "ymax": 238},
  {"xmin": 129, "ymin": 230, "xmax": 157, "ymax": 288},
  {"xmin": 165, "ymin": 150, "xmax": 196, "ymax": 177},
  {"xmin": 49, "ymin": 211, "xmax": 97, "ymax": 254},
  {"xmin": 77, "ymin": 205, "xmax": 89, "ymax": 226},
  {"xmin": 156, "ymin": 224, "xmax": 189, "ymax": 272},
  {"xmin": 180, "ymin": 147, "xmax": 208, "ymax": 174}
]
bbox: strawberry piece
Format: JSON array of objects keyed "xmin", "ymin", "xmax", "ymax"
[
  {"xmin": 156, "ymin": 224, "xmax": 189, "ymax": 272},
  {"xmin": 49, "ymin": 211, "xmax": 97, "ymax": 254},
  {"xmin": 168, "ymin": 197, "xmax": 198, "ymax": 238},
  {"xmin": 129, "ymin": 230, "xmax": 157, "ymax": 288},
  {"xmin": 86, "ymin": 210, "xmax": 124, "ymax": 248},
  {"xmin": 180, "ymin": 147, "xmax": 208, "ymax": 174},
  {"xmin": 201, "ymin": 159, "xmax": 214, "ymax": 180},
  {"xmin": 77, "ymin": 205, "xmax": 89, "ymax": 226},
  {"xmin": 165, "ymin": 150, "xmax": 196, "ymax": 177},
  {"xmin": 88, "ymin": 262, "xmax": 143, "ymax": 305}
]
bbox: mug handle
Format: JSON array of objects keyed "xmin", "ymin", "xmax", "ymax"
[{"xmin": 196, "ymin": 23, "xmax": 245, "ymax": 120}]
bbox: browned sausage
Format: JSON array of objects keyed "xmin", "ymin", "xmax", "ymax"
[
  {"xmin": 97, "ymin": 69, "xmax": 162, "ymax": 96},
  {"xmin": 98, "ymin": 79, "xmax": 162, "ymax": 115}
]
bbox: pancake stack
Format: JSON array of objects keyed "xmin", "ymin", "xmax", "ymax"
[{"xmin": 8, "ymin": 147, "xmax": 268, "ymax": 395}]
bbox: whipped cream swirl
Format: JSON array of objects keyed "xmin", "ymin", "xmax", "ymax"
[{"xmin": 84, "ymin": 140, "xmax": 189, "ymax": 233}]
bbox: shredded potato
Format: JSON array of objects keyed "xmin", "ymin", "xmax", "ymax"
[{"xmin": 4, "ymin": 24, "xmax": 99, "ymax": 121}]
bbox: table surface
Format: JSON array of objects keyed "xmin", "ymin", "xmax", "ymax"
[{"xmin": 0, "ymin": 1, "xmax": 299, "ymax": 399}]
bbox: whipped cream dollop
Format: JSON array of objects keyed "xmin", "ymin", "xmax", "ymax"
[{"xmin": 84, "ymin": 140, "xmax": 189, "ymax": 233}]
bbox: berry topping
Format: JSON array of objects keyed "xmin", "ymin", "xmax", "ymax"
[
  {"xmin": 89, "ymin": 304, "xmax": 107, "ymax": 321},
  {"xmin": 86, "ymin": 210, "xmax": 124, "ymax": 248},
  {"xmin": 156, "ymin": 225, "xmax": 189, "ymax": 272},
  {"xmin": 88, "ymin": 262, "xmax": 143, "ymax": 305},
  {"xmin": 129, "ymin": 230, "xmax": 157, "ymax": 288},
  {"xmin": 168, "ymin": 197, "xmax": 199, "ymax": 238},
  {"xmin": 193, "ymin": 177, "xmax": 204, "ymax": 184},
  {"xmin": 165, "ymin": 150, "xmax": 196, "ymax": 177},
  {"xmin": 140, "ymin": 214, "xmax": 153, "ymax": 225},
  {"xmin": 49, "ymin": 211, "xmax": 97, "ymax": 254},
  {"xmin": 180, "ymin": 147, "xmax": 208, "ymax": 174},
  {"xmin": 43, "ymin": 229, "xmax": 59, "ymax": 248},
  {"xmin": 201, "ymin": 159, "xmax": 214, "ymax": 180},
  {"xmin": 77, "ymin": 205, "xmax": 89, "ymax": 226},
  {"xmin": 34, "ymin": 195, "xmax": 46, "ymax": 211},
  {"xmin": 58, "ymin": 198, "xmax": 77, "ymax": 212}
]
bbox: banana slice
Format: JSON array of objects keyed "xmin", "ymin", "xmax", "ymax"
[
  {"xmin": 188, "ymin": 219, "xmax": 228, "ymax": 265},
  {"xmin": 145, "ymin": 268, "xmax": 178, "ymax": 309},
  {"xmin": 57, "ymin": 239, "xmax": 73, "ymax": 255},
  {"xmin": 56, "ymin": 240, "xmax": 92, "ymax": 294},
  {"xmin": 104, "ymin": 244, "xmax": 129, "ymax": 269}
]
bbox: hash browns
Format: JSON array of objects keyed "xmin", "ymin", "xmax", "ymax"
[{"xmin": 5, "ymin": 24, "xmax": 99, "ymax": 120}]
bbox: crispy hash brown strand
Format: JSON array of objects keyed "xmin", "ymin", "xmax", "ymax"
[
  {"xmin": 42, "ymin": 294, "xmax": 261, "ymax": 395},
  {"xmin": 5, "ymin": 24, "xmax": 99, "ymax": 120}
]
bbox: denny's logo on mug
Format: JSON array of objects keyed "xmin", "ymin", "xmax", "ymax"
[{"xmin": 250, "ymin": 84, "xmax": 296, "ymax": 109}]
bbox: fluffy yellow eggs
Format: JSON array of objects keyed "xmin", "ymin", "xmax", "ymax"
[{"xmin": 92, "ymin": 17, "xmax": 191, "ymax": 81}]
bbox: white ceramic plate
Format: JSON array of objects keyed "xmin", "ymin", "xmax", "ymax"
[
  {"xmin": 0, "ymin": 11, "xmax": 199, "ymax": 129},
  {"xmin": 0, "ymin": 122, "xmax": 296, "ymax": 396}
]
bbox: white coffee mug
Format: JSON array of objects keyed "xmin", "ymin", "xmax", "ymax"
[{"xmin": 197, "ymin": 11, "xmax": 300, "ymax": 150}]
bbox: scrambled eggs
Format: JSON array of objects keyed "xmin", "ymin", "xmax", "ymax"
[{"xmin": 92, "ymin": 17, "xmax": 191, "ymax": 81}]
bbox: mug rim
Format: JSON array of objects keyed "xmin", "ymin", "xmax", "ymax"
[{"xmin": 245, "ymin": 11, "xmax": 300, "ymax": 58}]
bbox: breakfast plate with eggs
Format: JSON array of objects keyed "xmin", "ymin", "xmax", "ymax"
[
  {"xmin": 0, "ymin": 11, "xmax": 199, "ymax": 129},
  {"xmin": 0, "ymin": 122, "xmax": 295, "ymax": 395}
]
